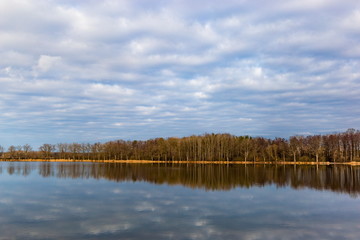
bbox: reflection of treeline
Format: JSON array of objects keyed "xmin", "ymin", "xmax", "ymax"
[
  {"xmin": 3, "ymin": 162, "xmax": 360, "ymax": 196},
  {"xmin": 1, "ymin": 128, "xmax": 360, "ymax": 162}
]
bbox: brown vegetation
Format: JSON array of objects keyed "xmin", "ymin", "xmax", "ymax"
[{"xmin": 0, "ymin": 128, "xmax": 359, "ymax": 163}]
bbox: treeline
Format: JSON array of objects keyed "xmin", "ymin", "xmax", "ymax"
[{"xmin": 0, "ymin": 128, "xmax": 360, "ymax": 162}]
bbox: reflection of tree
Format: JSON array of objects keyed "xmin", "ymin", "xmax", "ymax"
[
  {"xmin": 7, "ymin": 164, "xmax": 15, "ymax": 175},
  {"xmin": 3, "ymin": 162, "xmax": 360, "ymax": 196},
  {"xmin": 7, "ymin": 163, "xmax": 35, "ymax": 176},
  {"xmin": 38, "ymin": 162, "xmax": 54, "ymax": 177}
]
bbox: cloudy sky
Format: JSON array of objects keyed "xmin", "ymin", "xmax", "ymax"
[{"xmin": 1, "ymin": 0, "xmax": 360, "ymax": 147}]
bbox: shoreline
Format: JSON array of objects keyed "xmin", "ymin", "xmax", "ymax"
[{"xmin": 1, "ymin": 159, "xmax": 360, "ymax": 165}]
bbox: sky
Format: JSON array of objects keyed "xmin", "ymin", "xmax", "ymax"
[{"xmin": 1, "ymin": 0, "xmax": 360, "ymax": 148}]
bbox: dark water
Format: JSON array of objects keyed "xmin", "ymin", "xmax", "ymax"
[{"xmin": 0, "ymin": 162, "xmax": 360, "ymax": 240}]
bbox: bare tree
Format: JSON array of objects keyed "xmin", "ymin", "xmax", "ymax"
[
  {"xmin": 2, "ymin": 129, "xmax": 359, "ymax": 162},
  {"xmin": 8, "ymin": 145, "xmax": 17, "ymax": 159},
  {"xmin": 39, "ymin": 144, "xmax": 55, "ymax": 159},
  {"xmin": 57, "ymin": 143, "xmax": 69, "ymax": 159},
  {"xmin": 0, "ymin": 145, "xmax": 4, "ymax": 159},
  {"xmin": 23, "ymin": 144, "xmax": 33, "ymax": 159}
]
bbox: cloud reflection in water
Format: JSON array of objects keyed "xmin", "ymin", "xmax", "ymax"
[{"xmin": 0, "ymin": 162, "xmax": 359, "ymax": 239}]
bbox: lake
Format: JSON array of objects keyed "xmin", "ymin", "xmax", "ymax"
[{"xmin": 0, "ymin": 162, "xmax": 359, "ymax": 240}]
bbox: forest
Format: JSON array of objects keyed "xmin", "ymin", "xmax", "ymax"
[{"xmin": 0, "ymin": 128, "xmax": 359, "ymax": 163}]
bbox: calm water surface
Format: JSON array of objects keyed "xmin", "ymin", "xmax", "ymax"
[{"xmin": 0, "ymin": 162, "xmax": 360, "ymax": 240}]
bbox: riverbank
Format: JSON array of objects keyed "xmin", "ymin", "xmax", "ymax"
[{"xmin": 1, "ymin": 159, "xmax": 360, "ymax": 165}]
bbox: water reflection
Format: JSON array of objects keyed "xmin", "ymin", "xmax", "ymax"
[
  {"xmin": 1, "ymin": 162, "xmax": 360, "ymax": 240},
  {"xmin": 2, "ymin": 162, "xmax": 360, "ymax": 196}
]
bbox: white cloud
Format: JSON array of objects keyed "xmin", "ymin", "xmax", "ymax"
[
  {"xmin": 84, "ymin": 83, "xmax": 135, "ymax": 100},
  {"xmin": 194, "ymin": 92, "xmax": 208, "ymax": 99},
  {"xmin": 135, "ymin": 106, "xmax": 159, "ymax": 115},
  {"xmin": 35, "ymin": 55, "xmax": 62, "ymax": 73},
  {"xmin": 341, "ymin": 10, "xmax": 360, "ymax": 37},
  {"xmin": 1, "ymin": 0, "xmax": 360, "ymax": 146},
  {"xmin": 281, "ymin": 0, "xmax": 339, "ymax": 11}
]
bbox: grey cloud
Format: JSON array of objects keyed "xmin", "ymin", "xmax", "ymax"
[{"xmin": 1, "ymin": 0, "xmax": 360, "ymax": 147}]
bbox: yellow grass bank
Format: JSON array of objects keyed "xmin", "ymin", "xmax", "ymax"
[{"xmin": 1, "ymin": 159, "xmax": 360, "ymax": 165}]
